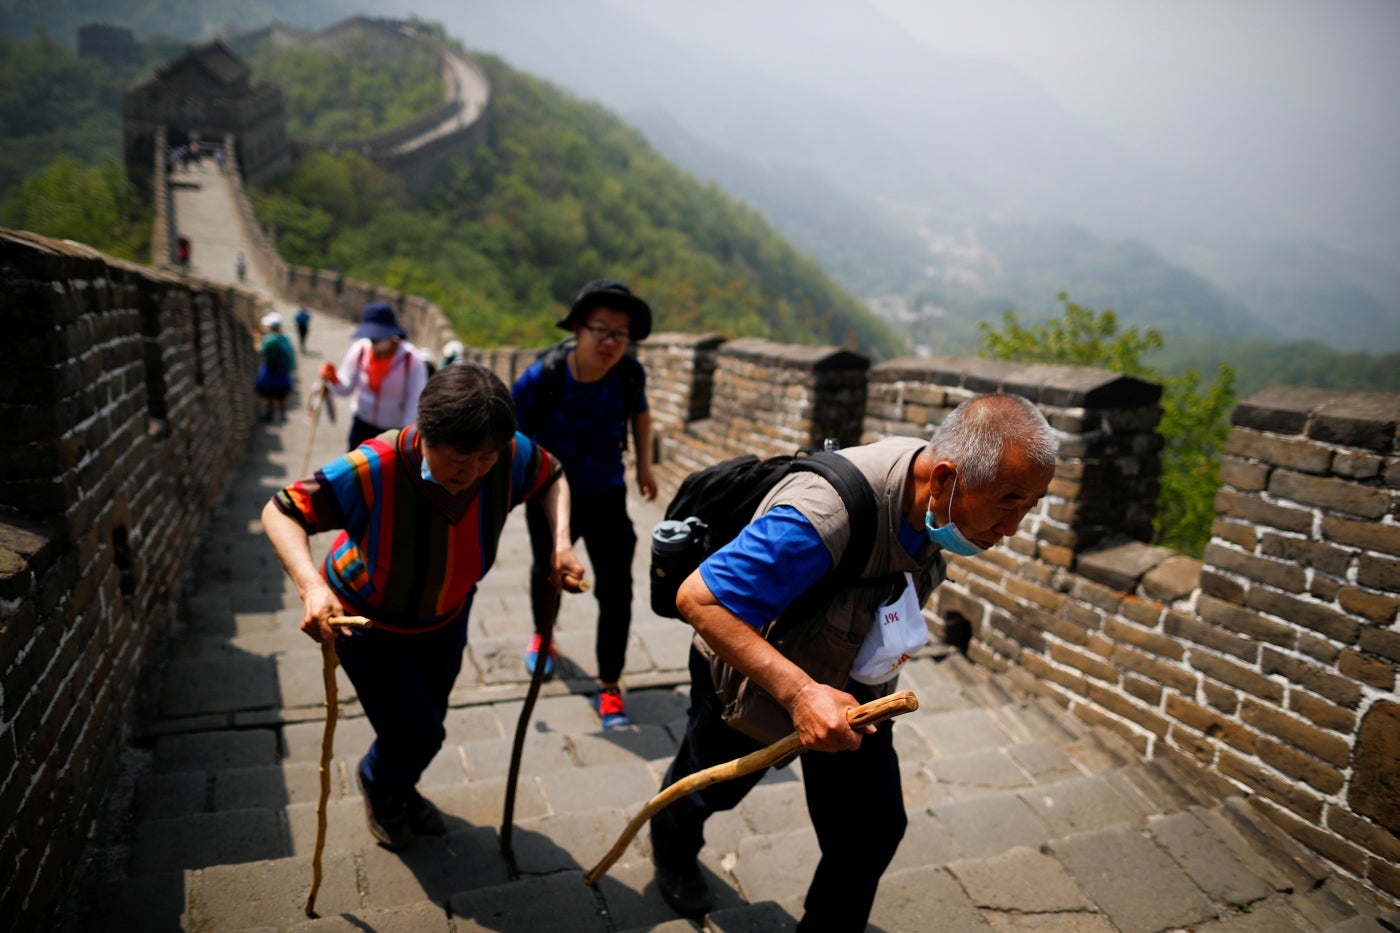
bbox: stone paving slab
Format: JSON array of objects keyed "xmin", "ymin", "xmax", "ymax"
[
  {"xmin": 155, "ymin": 729, "xmax": 279, "ymax": 773},
  {"xmin": 872, "ymin": 863, "xmax": 990, "ymax": 931},
  {"xmin": 132, "ymin": 808, "xmax": 285, "ymax": 874},
  {"xmin": 932, "ymin": 792, "xmax": 1052, "ymax": 858},
  {"xmin": 447, "ymin": 870, "xmax": 607, "ymax": 933},
  {"xmin": 947, "ymin": 844, "xmax": 1094, "ymax": 912},
  {"xmin": 1049, "ymin": 823, "xmax": 1218, "ymax": 933},
  {"xmin": 286, "ymin": 899, "xmax": 454, "ymax": 932},
  {"xmin": 1149, "ymin": 809, "xmax": 1277, "ymax": 907},
  {"xmin": 191, "ymin": 853, "xmax": 359, "ymax": 930},
  {"xmin": 1019, "ymin": 773, "xmax": 1150, "ymax": 836},
  {"xmin": 161, "ymin": 656, "xmax": 280, "ymax": 714},
  {"xmin": 357, "ymin": 826, "xmax": 510, "ymax": 905}
]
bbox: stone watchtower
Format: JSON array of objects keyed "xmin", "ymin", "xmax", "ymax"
[{"xmin": 123, "ymin": 39, "xmax": 291, "ymax": 189}]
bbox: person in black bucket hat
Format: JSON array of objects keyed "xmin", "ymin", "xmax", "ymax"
[
  {"xmin": 514, "ymin": 278, "xmax": 657, "ymax": 728},
  {"xmin": 556, "ymin": 279, "xmax": 652, "ymax": 341},
  {"xmin": 321, "ymin": 302, "xmax": 431, "ymax": 450}
]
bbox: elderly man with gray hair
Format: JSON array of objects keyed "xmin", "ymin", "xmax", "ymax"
[{"xmin": 649, "ymin": 393, "xmax": 1059, "ymax": 930}]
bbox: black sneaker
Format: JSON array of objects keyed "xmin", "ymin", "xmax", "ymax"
[
  {"xmin": 654, "ymin": 858, "xmax": 713, "ymax": 918},
  {"xmin": 406, "ymin": 790, "xmax": 447, "ymax": 836},
  {"xmin": 357, "ymin": 771, "xmax": 414, "ymax": 850}
]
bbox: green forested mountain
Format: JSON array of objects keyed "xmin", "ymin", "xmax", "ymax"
[{"xmin": 251, "ymin": 45, "xmax": 907, "ymax": 356}]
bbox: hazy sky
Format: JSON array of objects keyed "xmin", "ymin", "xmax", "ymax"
[{"xmin": 869, "ymin": 0, "xmax": 1400, "ymax": 257}]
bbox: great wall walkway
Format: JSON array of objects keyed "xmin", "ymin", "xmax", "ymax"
[{"xmin": 55, "ymin": 161, "xmax": 1397, "ymax": 932}]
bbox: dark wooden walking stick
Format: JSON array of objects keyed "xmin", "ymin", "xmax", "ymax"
[
  {"xmin": 305, "ymin": 614, "xmax": 373, "ymax": 918},
  {"xmin": 583, "ymin": 689, "xmax": 920, "ymax": 886},
  {"xmin": 500, "ymin": 573, "xmax": 587, "ymax": 879}
]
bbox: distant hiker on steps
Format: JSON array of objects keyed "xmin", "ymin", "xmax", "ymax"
[
  {"xmin": 254, "ymin": 312, "xmax": 295, "ymax": 424},
  {"xmin": 320, "ymin": 302, "xmax": 431, "ymax": 451}
]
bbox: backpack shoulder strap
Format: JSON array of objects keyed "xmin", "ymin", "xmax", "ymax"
[{"xmin": 786, "ymin": 452, "xmax": 878, "ymax": 580}]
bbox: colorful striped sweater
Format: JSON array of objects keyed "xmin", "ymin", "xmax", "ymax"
[{"xmin": 272, "ymin": 426, "xmax": 560, "ymax": 633}]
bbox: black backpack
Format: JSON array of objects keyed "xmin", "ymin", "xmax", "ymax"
[{"xmin": 649, "ymin": 450, "xmax": 878, "ymax": 623}]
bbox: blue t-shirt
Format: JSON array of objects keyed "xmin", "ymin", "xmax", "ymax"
[
  {"xmin": 700, "ymin": 505, "xmax": 927, "ymax": 628},
  {"xmin": 512, "ymin": 351, "xmax": 647, "ymax": 496}
]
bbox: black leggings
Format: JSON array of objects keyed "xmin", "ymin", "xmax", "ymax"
[
  {"xmin": 527, "ymin": 485, "xmax": 637, "ymax": 683},
  {"xmin": 651, "ymin": 646, "xmax": 907, "ymax": 932}
]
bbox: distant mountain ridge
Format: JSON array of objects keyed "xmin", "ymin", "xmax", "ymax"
[{"xmin": 410, "ymin": 0, "xmax": 1400, "ymax": 354}]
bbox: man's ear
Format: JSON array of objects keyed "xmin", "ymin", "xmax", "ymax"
[{"xmin": 929, "ymin": 460, "xmax": 958, "ymax": 500}]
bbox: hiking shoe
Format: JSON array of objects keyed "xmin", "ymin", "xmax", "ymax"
[
  {"xmin": 654, "ymin": 858, "xmax": 713, "ymax": 918},
  {"xmin": 525, "ymin": 633, "xmax": 556, "ymax": 677},
  {"xmin": 406, "ymin": 790, "xmax": 447, "ymax": 837},
  {"xmin": 357, "ymin": 770, "xmax": 414, "ymax": 850},
  {"xmin": 592, "ymin": 687, "xmax": 632, "ymax": 729}
]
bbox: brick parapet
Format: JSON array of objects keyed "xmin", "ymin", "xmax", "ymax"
[{"xmin": 0, "ymin": 229, "xmax": 260, "ymax": 931}]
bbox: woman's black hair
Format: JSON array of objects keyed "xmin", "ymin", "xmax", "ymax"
[{"xmin": 415, "ymin": 361, "xmax": 515, "ymax": 452}]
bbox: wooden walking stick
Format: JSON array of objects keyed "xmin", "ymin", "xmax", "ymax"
[
  {"xmin": 582, "ymin": 689, "xmax": 919, "ymax": 886},
  {"xmin": 305, "ymin": 614, "xmax": 373, "ymax": 918},
  {"xmin": 500, "ymin": 573, "xmax": 587, "ymax": 879},
  {"xmin": 297, "ymin": 381, "xmax": 332, "ymax": 478}
]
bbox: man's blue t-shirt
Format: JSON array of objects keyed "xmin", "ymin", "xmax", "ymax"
[
  {"xmin": 699, "ymin": 505, "xmax": 926, "ymax": 627},
  {"xmin": 512, "ymin": 350, "xmax": 648, "ymax": 496}
]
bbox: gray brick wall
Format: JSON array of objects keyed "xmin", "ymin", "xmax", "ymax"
[{"xmin": 0, "ymin": 229, "xmax": 262, "ymax": 930}]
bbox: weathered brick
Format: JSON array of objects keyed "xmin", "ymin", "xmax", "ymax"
[
  {"xmin": 1338, "ymin": 649, "xmax": 1395, "ymax": 689},
  {"xmin": 1338, "ymin": 587, "xmax": 1399, "ymax": 624},
  {"xmin": 1202, "ymin": 679, "xmax": 1238, "ymax": 714},
  {"xmin": 1358, "ymin": 553, "xmax": 1400, "ymax": 591},
  {"xmin": 1332, "ymin": 450, "xmax": 1384, "ymax": 480},
  {"xmin": 1165, "ymin": 693, "xmax": 1257, "ymax": 754},
  {"xmin": 1374, "ymin": 857, "xmax": 1400, "ymax": 902},
  {"xmin": 1218, "ymin": 455, "xmax": 1269, "ymax": 491},
  {"xmin": 1359, "ymin": 625, "xmax": 1400, "ymax": 663},
  {"xmin": 1067, "ymin": 575, "xmax": 1124, "ymax": 613},
  {"xmin": 1260, "ymin": 648, "xmax": 1362, "ymax": 708},
  {"xmin": 1231, "ymin": 386, "xmax": 1342, "ymax": 435},
  {"xmin": 1216, "ymin": 750, "xmax": 1324, "ymax": 822},
  {"xmin": 1308, "ymin": 392, "xmax": 1400, "ymax": 452},
  {"xmin": 1189, "ymin": 650, "xmax": 1283, "ymax": 703},
  {"xmin": 1141, "ymin": 555, "xmax": 1200, "ymax": 604},
  {"xmin": 1288, "ymin": 691, "xmax": 1356, "ymax": 733},
  {"xmin": 1225, "ymin": 427, "xmax": 1334, "ymax": 473},
  {"xmin": 1103, "ymin": 615, "xmax": 1184, "ymax": 660},
  {"xmin": 1165, "ymin": 609, "xmax": 1259, "ymax": 662},
  {"xmin": 1239, "ymin": 698, "xmax": 1351, "ymax": 767},
  {"xmin": 1246, "ymin": 587, "xmax": 1360, "ymax": 644},
  {"xmin": 1001, "ymin": 575, "xmax": 1066, "ymax": 612},
  {"xmin": 1117, "ymin": 594, "xmax": 1165, "ymax": 626},
  {"xmin": 1196, "ymin": 594, "xmax": 1296, "ymax": 649},
  {"xmin": 1269, "ymin": 469, "xmax": 1390, "ymax": 519},
  {"xmin": 1048, "ymin": 642, "xmax": 1119, "ymax": 683},
  {"xmin": 1086, "ymin": 682, "xmax": 1168, "ymax": 737},
  {"xmin": 1022, "ymin": 651, "xmax": 1088, "ymax": 697},
  {"xmin": 1198, "ymin": 568, "xmax": 1247, "ymax": 605},
  {"xmin": 1073, "ymin": 696, "xmax": 1151, "ymax": 753},
  {"xmin": 1213, "ymin": 487, "xmax": 1312, "ymax": 533},
  {"xmin": 986, "ymin": 609, "xmax": 1045, "ymax": 653},
  {"xmin": 1203, "ymin": 542, "xmax": 1306, "ymax": 593},
  {"xmin": 1259, "ymin": 533, "xmax": 1353, "ymax": 576},
  {"xmin": 1257, "ymin": 736, "xmax": 1345, "ymax": 795},
  {"xmin": 1111, "ymin": 643, "xmax": 1196, "ymax": 693},
  {"xmin": 1295, "ymin": 630, "xmax": 1341, "ymax": 665},
  {"xmin": 1210, "ymin": 517, "xmax": 1257, "ymax": 550},
  {"xmin": 1122, "ymin": 673, "xmax": 1163, "ymax": 707},
  {"xmin": 1326, "ymin": 807, "xmax": 1400, "ymax": 863}
]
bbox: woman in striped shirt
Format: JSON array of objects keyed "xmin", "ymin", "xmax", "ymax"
[{"xmin": 263, "ymin": 362, "xmax": 584, "ymax": 850}]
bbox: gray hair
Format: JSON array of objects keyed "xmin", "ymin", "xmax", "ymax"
[{"xmin": 929, "ymin": 394, "xmax": 1058, "ymax": 488}]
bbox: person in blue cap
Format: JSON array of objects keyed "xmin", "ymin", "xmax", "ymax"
[
  {"xmin": 320, "ymin": 302, "xmax": 432, "ymax": 450},
  {"xmin": 512, "ymin": 279, "xmax": 657, "ymax": 729}
]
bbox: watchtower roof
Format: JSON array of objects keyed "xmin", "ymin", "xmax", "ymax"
[{"xmin": 157, "ymin": 39, "xmax": 250, "ymax": 89}]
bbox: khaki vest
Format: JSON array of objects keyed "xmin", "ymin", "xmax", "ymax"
[{"xmin": 696, "ymin": 437, "xmax": 947, "ymax": 745}]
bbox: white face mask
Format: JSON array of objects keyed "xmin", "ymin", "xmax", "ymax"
[{"xmin": 924, "ymin": 473, "xmax": 985, "ymax": 557}]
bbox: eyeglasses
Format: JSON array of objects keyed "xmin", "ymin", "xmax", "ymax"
[{"xmin": 581, "ymin": 323, "xmax": 630, "ymax": 344}]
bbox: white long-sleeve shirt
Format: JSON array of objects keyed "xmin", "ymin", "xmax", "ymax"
[{"xmin": 326, "ymin": 338, "xmax": 429, "ymax": 430}]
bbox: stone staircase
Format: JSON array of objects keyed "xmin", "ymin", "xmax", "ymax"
[{"xmin": 67, "ymin": 634, "xmax": 1390, "ymax": 932}]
